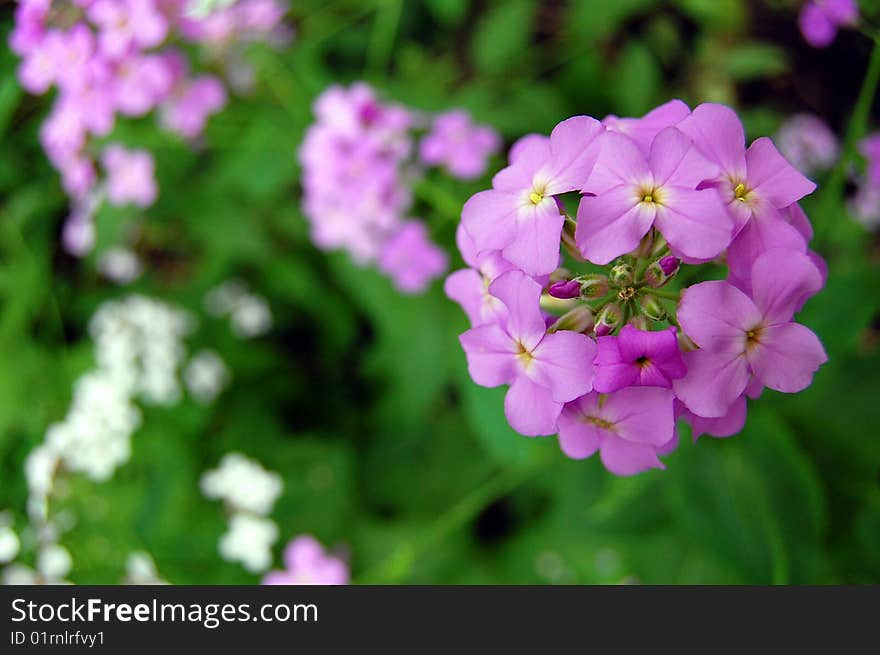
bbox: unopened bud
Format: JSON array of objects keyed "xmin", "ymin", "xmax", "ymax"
[
  {"xmin": 594, "ymin": 303, "xmax": 622, "ymax": 337},
  {"xmin": 639, "ymin": 294, "xmax": 666, "ymax": 321},
  {"xmin": 551, "ymin": 305, "xmax": 595, "ymax": 333},
  {"xmin": 548, "ymin": 279, "xmax": 581, "ymax": 299},
  {"xmin": 549, "ymin": 267, "xmax": 572, "ymax": 284},
  {"xmin": 629, "ymin": 315, "xmax": 649, "ymax": 331},
  {"xmin": 579, "ymin": 274, "xmax": 609, "ymax": 299},
  {"xmin": 609, "ymin": 262, "xmax": 634, "ymax": 287},
  {"xmin": 645, "ymin": 256, "xmax": 680, "ymax": 288}
]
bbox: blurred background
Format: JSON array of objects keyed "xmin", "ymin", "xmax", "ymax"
[{"xmin": 1, "ymin": 0, "xmax": 879, "ymax": 584}]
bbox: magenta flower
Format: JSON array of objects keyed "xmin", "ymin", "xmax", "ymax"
[
  {"xmin": 557, "ymin": 387, "xmax": 676, "ymax": 475},
  {"xmin": 459, "ymin": 270, "xmax": 596, "ymax": 436},
  {"xmin": 377, "ymin": 221, "xmax": 448, "ymax": 293},
  {"xmin": 419, "ymin": 109, "xmax": 501, "ymax": 180},
  {"xmin": 262, "ymin": 536, "xmax": 349, "ymax": 586},
  {"xmin": 8, "ymin": 0, "xmax": 50, "ymax": 56},
  {"xmin": 576, "ymin": 127, "xmax": 733, "ymax": 264},
  {"xmin": 102, "ymin": 145, "xmax": 158, "ymax": 208},
  {"xmin": 593, "ymin": 325, "xmax": 687, "ymax": 393},
  {"xmin": 602, "ymin": 99, "xmax": 691, "ymax": 154},
  {"xmin": 161, "ymin": 74, "xmax": 227, "ymax": 139},
  {"xmin": 799, "ymin": 0, "xmax": 859, "ymax": 48},
  {"xmin": 674, "ymin": 249, "xmax": 827, "ymax": 418},
  {"xmin": 461, "ymin": 117, "xmax": 604, "ymax": 276},
  {"xmin": 677, "ymin": 103, "xmax": 816, "ymax": 279}
]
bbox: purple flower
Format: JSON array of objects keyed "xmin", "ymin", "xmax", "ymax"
[
  {"xmin": 88, "ymin": 0, "xmax": 168, "ymax": 59},
  {"xmin": 799, "ymin": 0, "xmax": 859, "ymax": 48},
  {"xmin": 593, "ymin": 325, "xmax": 687, "ymax": 393},
  {"xmin": 377, "ymin": 221, "xmax": 448, "ymax": 294},
  {"xmin": 102, "ymin": 144, "xmax": 158, "ymax": 208},
  {"xmin": 419, "ymin": 109, "xmax": 501, "ymax": 180},
  {"xmin": 161, "ymin": 73, "xmax": 227, "ymax": 139},
  {"xmin": 776, "ymin": 114, "xmax": 839, "ymax": 174},
  {"xmin": 576, "ymin": 127, "xmax": 733, "ymax": 264},
  {"xmin": 675, "ymin": 396, "xmax": 748, "ymax": 441},
  {"xmin": 461, "ymin": 117, "xmax": 604, "ymax": 276},
  {"xmin": 8, "ymin": 0, "xmax": 50, "ymax": 56},
  {"xmin": 459, "ymin": 270, "xmax": 596, "ymax": 436},
  {"xmin": 674, "ymin": 249, "xmax": 827, "ymax": 418},
  {"xmin": 262, "ymin": 536, "xmax": 349, "ymax": 586},
  {"xmin": 557, "ymin": 387, "xmax": 676, "ymax": 475}
]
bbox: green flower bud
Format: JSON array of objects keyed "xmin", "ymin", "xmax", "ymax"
[
  {"xmin": 550, "ymin": 305, "xmax": 595, "ymax": 334},
  {"xmin": 639, "ymin": 294, "xmax": 666, "ymax": 321},
  {"xmin": 609, "ymin": 262, "xmax": 634, "ymax": 287},
  {"xmin": 579, "ymin": 274, "xmax": 609, "ymax": 299},
  {"xmin": 595, "ymin": 303, "xmax": 623, "ymax": 337}
]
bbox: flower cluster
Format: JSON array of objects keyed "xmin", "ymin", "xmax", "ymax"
[
  {"xmin": 10, "ymin": 0, "xmax": 289, "ymax": 255},
  {"xmin": 299, "ymin": 83, "xmax": 501, "ymax": 293},
  {"xmin": 449, "ymin": 101, "xmax": 828, "ymax": 475},
  {"xmin": 799, "ymin": 0, "xmax": 858, "ymax": 48},
  {"xmin": 201, "ymin": 452, "xmax": 283, "ymax": 573},
  {"xmin": 205, "ymin": 279, "xmax": 273, "ymax": 338},
  {"xmin": 262, "ymin": 535, "xmax": 349, "ymax": 585}
]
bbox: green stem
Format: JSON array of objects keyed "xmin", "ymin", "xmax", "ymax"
[
  {"xmin": 414, "ymin": 178, "xmax": 463, "ymax": 223},
  {"xmin": 646, "ymin": 287, "xmax": 680, "ymax": 301},
  {"xmin": 355, "ymin": 462, "xmax": 547, "ymax": 584},
  {"xmin": 817, "ymin": 37, "xmax": 880, "ymax": 244},
  {"xmin": 366, "ymin": 0, "xmax": 403, "ymax": 78}
]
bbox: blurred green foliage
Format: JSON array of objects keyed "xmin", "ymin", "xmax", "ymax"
[{"xmin": 1, "ymin": 0, "xmax": 879, "ymax": 584}]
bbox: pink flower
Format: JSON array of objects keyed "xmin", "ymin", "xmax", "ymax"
[
  {"xmin": 459, "ymin": 270, "xmax": 596, "ymax": 436},
  {"xmin": 593, "ymin": 325, "xmax": 687, "ymax": 393},
  {"xmin": 102, "ymin": 144, "xmax": 158, "ymax": 208},
  {"xmin": 419, "ymin": 109, "xmax": 501, "ymax": 180},
  {"xmin": 444, "ymin": 225, "xmax": 514, "ymax": 326},
  {"xmin": 262, "ymin": 536, "xmax": 348, "ymax": 586},
  {"xmin": 377, "ymin": 221, "xmax": 448, "ymax": 294},
  {"xmin": 674, "ymin": 248, "xmax": 827, "ymax": 418},
  {"xmin": 776, "ymin": 114, "xmax": 839, "ymax": 175},
  {"xmin": 602, "ymin": 99, "xmax": 691, "ymax": 154},
  {"xmin": 799, "ymin": 0, "xmax": 859, "ymax": 48},
  {"xmin": 576, "ymin": 127, "xmax": 733, "ymax": 264},
  {"xmin": 88, "ymin": 0, "xmax": 168, "ymax": 59},
  {"xmin": 859, "ymin": 133, "xmax": 880, "ymax": 185},
  {"xmin": 161, "ymin": 75, "xmax": 227, "ymax": 138},
  {"xmin": 677, "ymin": 103, "xmax": 816, "ymax": 279},
  {"xmin": 8, "ymin": 0, "xmax": 50, "ymax": 56},
  {"xmin": 114, "ymin": 54, "xmax": 175, "ymax": 117},
  {"xmin": 557, "ymin": 387, "xmax": 676, "ymax": 475},
  {"xmin": 461, "ymin": 117, "xmax": 604, "ymax": 276},
  {"xmin": 675, "ymin": 396, "xmax": 748, "ymax": 441}
]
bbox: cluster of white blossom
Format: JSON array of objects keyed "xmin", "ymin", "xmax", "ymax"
[
  {"xmin": 184, "ymin": 350, "xmax": 231, "ymax": 404},
  {"xmin": 205, "ymin": 280, "xmax": 273, "ymax": 338},
  {"xmin": 123, "ymin": 551, "xmax": 168, "ymax": 585},
  {"xmin": 201, "ymin": 453, "xmax": 283, "ymax": 573}
]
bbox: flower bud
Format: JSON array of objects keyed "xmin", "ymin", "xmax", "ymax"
[
  {"xmin": 594, "ymin": 303, "xmax": 622, "ymax": 337},
  {"xmin": 579, "ymin": 274, "xmax": 609, "ymax": 299},
  {"xmin": 638, "ymin": 294, "xmax": 666, "ymax": 321},
  {"xmin": 629, "ymin": 315, "xmax": 649, "ymax": 331},
  {"xmin": 644, "ymin": 256, "xmax": 680, "ymax": 288},
  {"xmin": 550, "ymin": 305, "xmax": 595, "ymax": 333},
  {"xmin": 549, "ymin": 267, "xmax": 572, "ymax": 284},
  {"xmin": 609, "ymin": 262, "xmax": 634, "ymax": 287},
  {"xmin": 548, "ymin": 279, "xmax": 581, "ymax": 299}
]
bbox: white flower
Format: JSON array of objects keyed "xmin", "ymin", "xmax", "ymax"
[
  {"xmin": 2, "ymin": 563, "xmax": 38, "ymax": 585},
  {"xmin": 124, "ymin": 551, "xmax": 167, "ymax": 585},
  {"xmin": 184, "ymin": 350, "xmax": 230, "ymax": 404},
  {"xmin": 230, "ymin": 295, "xmax": 272, "ymax": 338},
  {"xmin": 37, "ymin": 544, "xmax": 72, "ymax": 580},
  {"xmin": 98, "ymin": 248, "xmax": 143, "ymax": 285},
  {"xmin": 201, "ymin": 453, "xmax": 282, "ymax": 516},
  {"xmin": 0, "ymin": 526, "xmax": 20, "ymax": 564},
  {"xmin": 218, "ymin": 514, "xmax": 278, "ymax": 573}
]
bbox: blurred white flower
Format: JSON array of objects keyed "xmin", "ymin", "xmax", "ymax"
[
  {"xmin": 37, "ymin": 543, "xmax": 72, "ymax": 580},
  {"xmin": 98, "ymin": 248, "xmax": 143, "ymax": 285},
  {"xmin": 0, "ymin": 526, "xmax": 20, "ymax": 564},
  {"xmin": 201, "ymin": 453, "xmax": 282, "ymax": 516},
  {"xmin": 2, "ymin": 563, "xmax": 38, "ymax": 585},
  {"xmin": 124, "ymin": 551, "xmax": 168, "ymax": 585},
  {"xmin": 205, "ymin": 280, "xmax": 272, "ymax": 338},
  {"xmin": 185, "ymin": 350, "xmax": 230, "ymax": 404},
  {"xmin": 218, "ymin": 514, "xmax": 278, "ymax": 573}
]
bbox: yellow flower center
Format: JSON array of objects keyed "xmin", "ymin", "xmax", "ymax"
[
  {"xmin": 734, "ymin": 182, "xmax": 748, "ymax": 202},
  {"xmin": 529, "ymin": 191, "xmax": 544, "ymax": 205}
]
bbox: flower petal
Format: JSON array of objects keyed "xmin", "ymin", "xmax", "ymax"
[
  {"xmin": 747, "ymin": 322, "xmax": 827, "ymax": 393},
  {"xmin": 504, "ymin": 374, "xmax": 563, "ymax": 436},
  {"xmin": 501, "ymin": 201, "xmax": 565, "ymax": 276},
  {"xmin": 547, "ymin": 115, "xmax": 605, "ymax": 193},
  {"xmin": 654, "ymin": 187, "xmax": 732, "ymax": 260},
  {"xmin": 459, "ymin": 323, "xmax": 517, "ymax": 387},
  {"xmin": 529, "ymin": 330, "xmax": 597, "ymax": 402},
  {"xmin": 750, "ymin": 248, "xmax": 823, "ymax": 325},
  {"xmin": 677, "ymin": 280, "xmax": 761, "ymax": 351},
  {"xmin": 583, "ymin": 130, "xmax": 652, "ymax": 194},
  {"xmin": 649, "ymin": 126, "xmax": 719, "ymax": 188},
  {"xmin": 676, "ymin": 103, "xmax": 747, "ymax": 178},
  {"xmin": 461, "ymin": 189, "xmax": 519, "ymax": 253},
  {"xmin": 673, "ymin": 348, "xmax": 750, "ymax": 418},
  {"xmin": 599, "ymin": 435, "xmax": 664, "ymax": 476},
  {"xmin": 746, "ymin": 137, "xmax": 817, "ymax": 209},
  {"xmin": 576, "ymin": 185, "xmax": 653, "ymax": 265},
  {"xmin": 488, "ymin": 270, "xmax": 547, "ymax": 350}
]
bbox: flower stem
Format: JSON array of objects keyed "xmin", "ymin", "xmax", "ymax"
[
  {"xmin": 645, "ymin": 287, "xmax": 680, "ymax": 301},
  {"xmin": 816, "ymin": 36, "xmax": 880, "ymax": 244},
  {"xmin": 355, "ymin": 461, "xmax": 548, "ymax": 584}
]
